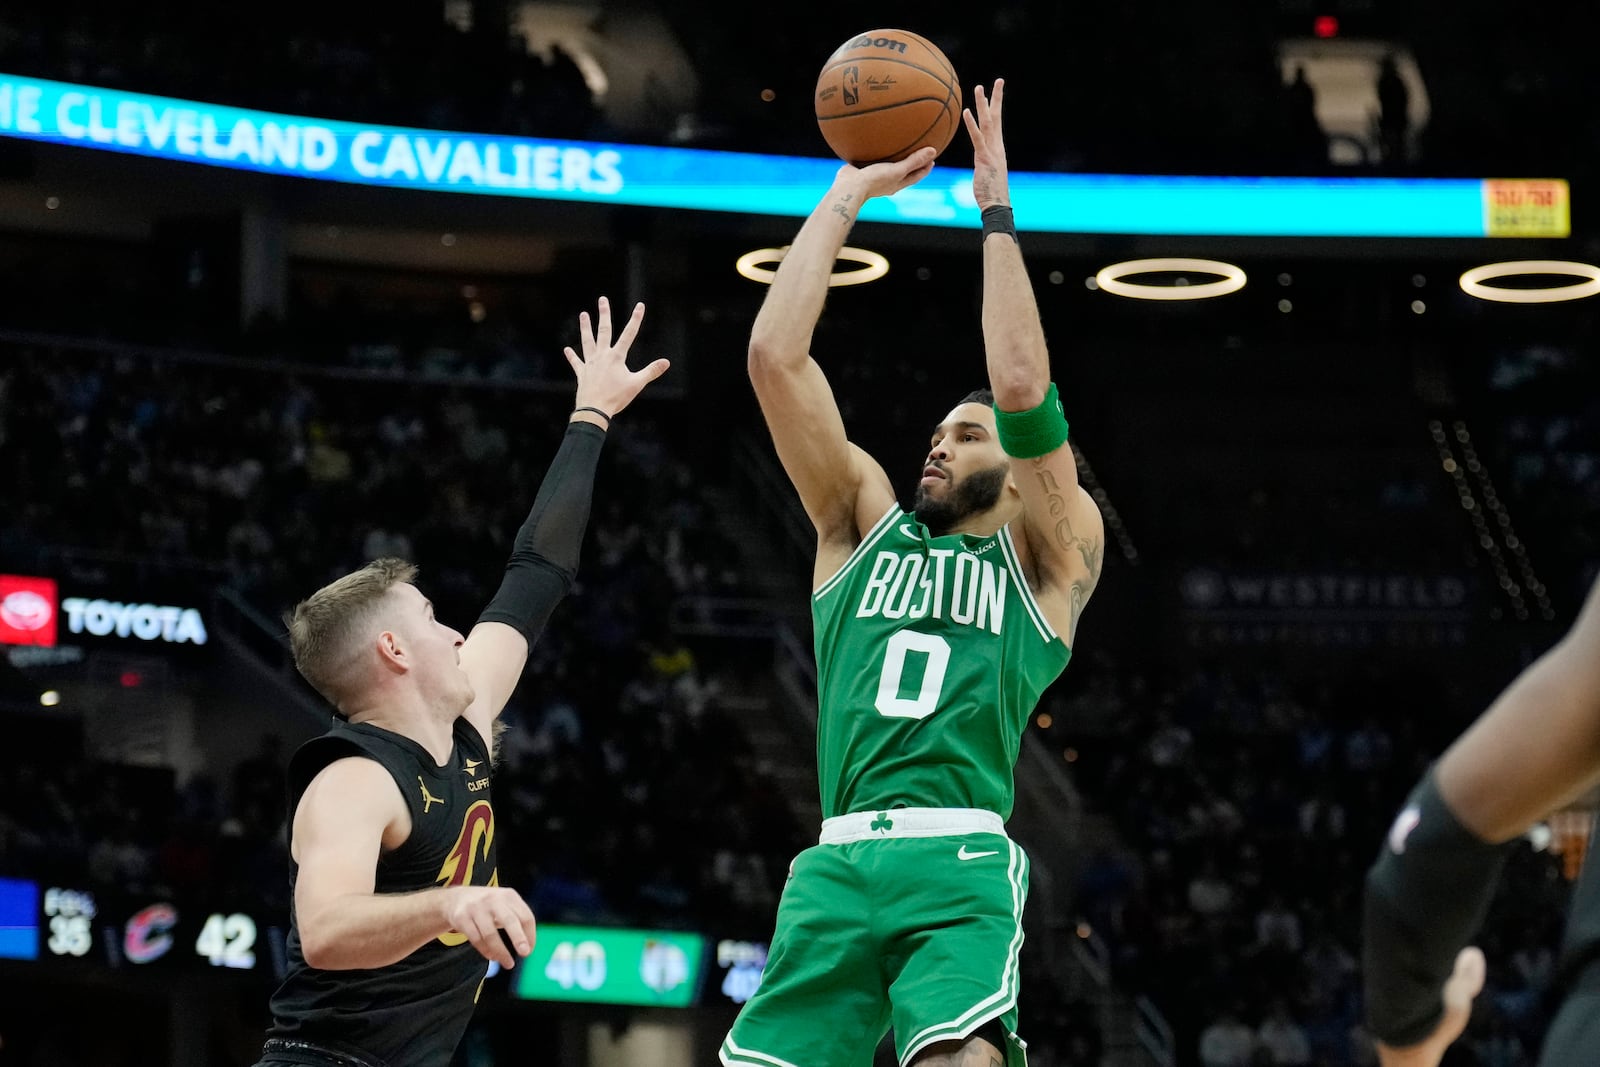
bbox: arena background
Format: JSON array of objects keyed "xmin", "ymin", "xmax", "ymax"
[{"xmin": 0, "ymin": 1, "xmax": 1595, "ymax": 1064}]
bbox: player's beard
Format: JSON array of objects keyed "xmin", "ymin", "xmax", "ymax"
[{"xmin": 913, "ymin": 462, "xmax": 1008, "ymax": 537}]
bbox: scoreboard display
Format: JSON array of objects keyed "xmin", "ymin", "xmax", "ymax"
[
  {"xmin": 712, "ymin": 939, "xmax": 767, "ymax": 1006},
  {"xmin": 507, "ymin": 924, "xmax": 771, "ymax": 1009},
  {"xmin": 11, "ymin": 878, "xmax": 774, "ymax": 1010},
  {"xmin": 37, "ymin": 884, "xmax": 287, "ymax": 978},
  {"xmin": 0, "ymin": 878, "xmax": 39, "ymax": 960},
  {"xmin": 512, "ymin": 924, "xmax": 706, "ymax": 1007}
]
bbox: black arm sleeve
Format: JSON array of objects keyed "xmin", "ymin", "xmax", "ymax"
[
  {"xmin": 476, "ymin": 421, "xmax": 606, "ymax": 644},
  {"xmin": 1362, "ymin": 766, "xmax": 1513, "ymax": 1046}
]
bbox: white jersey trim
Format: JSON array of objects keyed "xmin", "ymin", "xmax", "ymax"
[
  {"xmin": 720, "ymin": 1038, "xmax": 802, "ymax": 1067},
  {"xmin": 998, "ymin": 526, "xmax": 1059, "ymax": 644},
  {"xmin": 819, "ymin": 807, "xmax": 1006, "ymax": 844},
  {"xmin": 812, "ymin": 504, "xmax": 901, "ymax": 601}
]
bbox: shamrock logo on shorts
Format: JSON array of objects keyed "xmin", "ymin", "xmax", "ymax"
[{"xmin": 871, "ymin": 812, "xmax": 894, "ymax": 834}]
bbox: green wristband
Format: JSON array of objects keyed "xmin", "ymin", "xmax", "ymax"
[{"xmin": 993, "ymin": 382, "xmax": 1069, "ymax": 458}]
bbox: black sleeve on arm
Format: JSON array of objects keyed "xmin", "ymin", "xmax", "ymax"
[
  {"xmin": 476, "ymin": 421, "xmax": 606, "ymax": 644},
  {"xmin": 1362, "ymin": 765, "xmax": 1513, "ymax": 1046}
]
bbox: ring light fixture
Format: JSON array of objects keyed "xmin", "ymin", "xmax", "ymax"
[
  {"xmin": 1458, "ymin": 261, "xmax": 1600, "ymax": 304},
  {"xmin": 1094, "ymin": 258, "xmax": 1248, "ymax": 300},
  {"xmin": 736, "ymin": 246, "xmax": 889, "ymax": 287}
]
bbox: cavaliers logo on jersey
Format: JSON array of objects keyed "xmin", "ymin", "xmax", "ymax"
[{"xmin": 435, "ymin": 799, "xmax": 498, "ymax": 947}]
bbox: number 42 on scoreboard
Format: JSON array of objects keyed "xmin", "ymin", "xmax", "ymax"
[{"xmin": 194, "ymin": 912, "xmax": 256, "ymax": 969}]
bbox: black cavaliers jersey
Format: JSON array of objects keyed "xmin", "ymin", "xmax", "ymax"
[
  {"xmin": 266, "ymin": 717, "xmax": 499, "ymax": 1067},
  {"xmin": 1555, "ymin": 812, "xmax": 1600, "ymax": 990}
]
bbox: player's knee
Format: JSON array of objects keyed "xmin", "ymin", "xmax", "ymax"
[{"xmin": 908, "ymin": 1020, "xmax": 1007, "ymax": 1066}]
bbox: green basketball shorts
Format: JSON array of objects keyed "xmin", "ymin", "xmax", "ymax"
[{"xmin": 720, "ymin": 807, "xmax": 1030, "ymax": 1067}]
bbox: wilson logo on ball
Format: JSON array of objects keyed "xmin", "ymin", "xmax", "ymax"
[{"xmin": 842, "ymin": 35, "xmax": 908, "ymax": 54}]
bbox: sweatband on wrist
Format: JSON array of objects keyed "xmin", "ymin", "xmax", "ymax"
[
  {"xmin": 477, "ymin": 421, "xmax": 606, "ymax": 643},
  {"xmin": 993, "ymin": 382, "xmax": 1069, "ymax": 458},
  {"xmin": 981, "ymin": 204, "xmax": 1017, "ymax": 243},
  {"xmin": 1362, "ymin": 767, "xmax": 1513, "ymax": 1046}
]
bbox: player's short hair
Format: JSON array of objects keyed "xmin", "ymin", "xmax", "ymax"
[
  {"xmin": 287, "ymin": 558, "xmax": 417, "ymax": 711},
  {"xmin": 959, "ymin": 388, "xmax": 995, "ymax": 407}
]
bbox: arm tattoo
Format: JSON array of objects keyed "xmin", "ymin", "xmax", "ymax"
[
  {"xmin": 1029, "ymin": 458, "xmax": 1104, "ymax": 575},
  {"xmin": 830, "ymin": 192, "xmax": 855, "ymax": 223},
  {"xmin": 1028, "ymin": 456, "xmax": 1104, "ymax": 637}
]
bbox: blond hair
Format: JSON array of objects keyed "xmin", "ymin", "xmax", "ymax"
[{"xmin": 288, "ymin": 558, "xmax": 418, "ymax": 710}]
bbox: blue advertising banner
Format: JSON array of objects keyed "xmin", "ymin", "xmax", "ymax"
[{"xmin": 0, "ymin": 73, "xmax": 1569, "ymax": 237}]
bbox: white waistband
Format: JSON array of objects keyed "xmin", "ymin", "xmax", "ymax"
[{"xmin": 819, "ymin": 807, "xmax": 1006, "ymax": 845}]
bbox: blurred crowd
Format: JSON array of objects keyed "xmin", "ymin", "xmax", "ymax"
[
  {"xmin": 1477, "ymin": 342, "xmax": 1600, "ymax": 617},
  {"xmin": 1048, "ymin": 651, "xmax": 1573, "ymax": 1067},
  {"xmin": 0, "ymin": 726, "xmax": 290, "ymax": 916},
  {"xmin": 0, "ymin": 1, "xmax": 602, "ymax": 141},
  {"xmin": 0, "ymin": 339, "xmax": 801, "ymax": 946}
]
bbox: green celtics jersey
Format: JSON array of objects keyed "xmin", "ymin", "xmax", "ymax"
[{"xmin": 811, "ymin": 505, "xmax": 1073, "ymax": 820}]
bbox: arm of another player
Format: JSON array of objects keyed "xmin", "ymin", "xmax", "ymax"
[
  {"xmin": 965, "ymin": 80, "xmax": 1104, "ymax": 644},
  {"xmin": 747, "ymin": 151, "xmax": 934, "ymax": 573},
  {"xmin": 292, "ymin": 757, "xmax": 538, "ymax": 970},
  {"xmin": 1365, "ymin": 575, "xmax": 1600, "ymax": 1065},
  {"xmin": 1437, "ymin": 574, "xmax": 1600, "ymax": 837},
  {"xmin": 460, "ymin": 298, "xmax": 668, "ymax": 748}
]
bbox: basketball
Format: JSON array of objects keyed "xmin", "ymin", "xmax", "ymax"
[{"xmin": 814, "ymin": 29, "xmax": 961, "ymax": 167}]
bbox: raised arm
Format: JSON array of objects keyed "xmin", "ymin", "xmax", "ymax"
[
  {"xmin": 459, "ymin": 298, "xmax": 668, "ymax": 747},
  {"xmin": 965, "ymin": 80, "xmax": 1104, "ymax": 644},
  {"xmin": 748, "ymin": 151, "xmax": 934, "ymax": 579},
  {"xmin": 292, "ymin": 757, "xmax": 538, "ymax": 971},
  {"xmin": 1363, "ymin": 575, "xmax": 1600, "ymax": 1066}
]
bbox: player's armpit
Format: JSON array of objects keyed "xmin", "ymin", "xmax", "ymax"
[{"xmin": 805, "ymin": 443, "xmax": 898, "ymax": 591}]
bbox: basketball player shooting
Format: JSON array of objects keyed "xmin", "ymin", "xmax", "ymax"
[
  {"xmin": 720, "ymin": 80, "xmax": 1105, "ymax": 1067},
  {"xmin": 1363, "ymin": 574, "xmax": 1600, "ymax": 1067},
  {"xmin": 252, "ymin": 298, "xmax": 667, "ymax": 1067}
]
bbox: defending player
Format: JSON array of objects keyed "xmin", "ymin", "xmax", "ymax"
[
  {"xmin": 721, "ymin": 81, "xmax": 1105, "ymax": 1067},
  {"xmin": 254, "ymin": 298, "xmax": 667, "ymax": 1067},
  {"xmin": 1363, "ymin": 573, "xmax": 1600, "ymax": 1067}
]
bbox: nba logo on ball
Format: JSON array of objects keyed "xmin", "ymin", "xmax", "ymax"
[
  {"xmin": 0, "ymin": 575, "xmax": 58, "ymax": 647},
  {"xmin": 815, "ymin": 29, "xmax": 962, "ymax": 166}
]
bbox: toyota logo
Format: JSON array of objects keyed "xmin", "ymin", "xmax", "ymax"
[{"xmin": 0, "ymin": 590, "xmax": 53, "ymax": 631}]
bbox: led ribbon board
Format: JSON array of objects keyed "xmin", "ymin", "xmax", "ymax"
[{"xmin": 0, "ymin": 74, "xmax": 1570, "ymax": 238}]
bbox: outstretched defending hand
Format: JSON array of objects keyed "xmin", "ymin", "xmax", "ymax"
[
  {"xmin": 963, "ymin": 78, "xmax": 1010, "ymax": 210},
  {"xmin": 565, "ymin": 296, "xmax": 670, "ymax": 420},
  {"xmin": 1375, "ymin": 946, "xmax": 1485, "ymax": 1067},
  {"xmin": 834, "ymin": 145, "xmax": 937, "ymax": 202}
]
